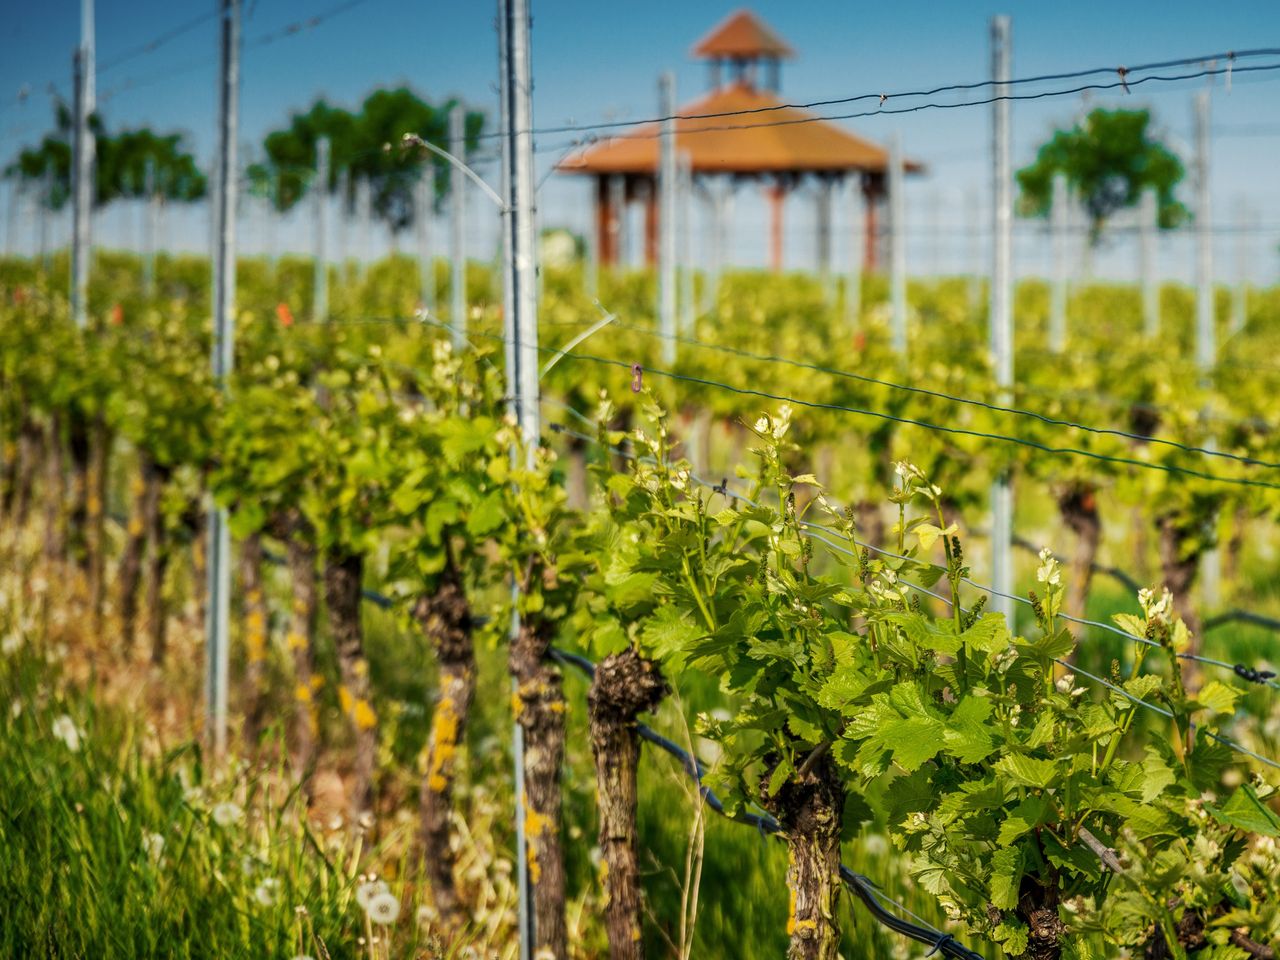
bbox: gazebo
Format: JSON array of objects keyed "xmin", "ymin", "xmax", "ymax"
[{"xmin": 557, "ymin": 9, "xmax": 921, "ymax": 272}]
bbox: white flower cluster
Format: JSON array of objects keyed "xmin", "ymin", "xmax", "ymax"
[
  {"xmin": 753, "ymin": 404, "xmax": 792, "ymax": 440},
  {"xmin": 1036, "ymin": 548, "xmax": 1062, "ymax": 587},
  {"xmin": 1138, "ymin": 587, "xmax": 1174, "ymax": 624},
  {"xmin": 1054, "ymin": 673, "xmax": 1086, "ymax": 698}
]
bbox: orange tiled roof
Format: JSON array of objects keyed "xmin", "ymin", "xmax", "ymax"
[
  {"xmin": 692, "ymin": 10, "xmax": 794, "ymax": 59},
  {"xmin": 557, "ymin": 84, "xmax": 923, "ymax": 176}
]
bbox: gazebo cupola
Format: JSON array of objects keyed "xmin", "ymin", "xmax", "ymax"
[
  {"xmin": 693, "ymin": 8, "xmax": 794, "ymax": 93},
  {"xmin": 557, "ymin": 9, "xmax": 922, "ymax": 273}
]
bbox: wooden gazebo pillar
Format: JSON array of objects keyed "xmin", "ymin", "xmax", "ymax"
[
  {"xmin": 596, "ymin": 176, "xmax": 615, "ymax": 266},
  {"xmin": 862, "ymin": 172, "xmax": 885, "ymax": 272},
  {"xmin": 642, "ymin": 178, "xmax": 658, "ymax": 266},
  {"xmin": 765, "ymin": 180, "xmax": 789, "ymax": 272}
]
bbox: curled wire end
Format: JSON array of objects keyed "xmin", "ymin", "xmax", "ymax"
[
  {"xmin": 1234, "ymin": 663, "xmax": 1277, "ymax": 684},
  {"xmin": 927, "ymin": 934, "xmax": 957, "ymax": 957},
  {"xmin": 630, "ymin": 363, "xmax": 643, "ymax": 393},
  {"xmin": 1117, "ymin": 66, "xmax": 1130, "ymax": 94}
]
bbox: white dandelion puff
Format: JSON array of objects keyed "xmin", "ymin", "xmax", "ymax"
[
  {"xmin": 365, "ymin": 891, "xmax": 401, "ymax": 925},
  {"xmin": 211, "ymin": 801, "xmax": 243, "ymax": 827},
  {"xmin": 254, "ymin": 878, "xmax": 280, "ymax": 907},
  {"xmin": 355, "ymin": 878, "xmax": 389, "ymax": 911},
  {"xmin": 142, "ymin": 832, "xmax": 165, "ymax": 862},
  {"xmin": 52, "ymin": 715, "xmax": 82, "ymax": 752}
]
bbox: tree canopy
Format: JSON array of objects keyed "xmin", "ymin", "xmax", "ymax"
[
  {"xmin": 246, "ymin": 87, "xmax": 485, "ymax": 232},
  {"xmin": 1016, "ymin": 107, "xmax": 1188, "ymax": 241},
  {"xmin": 3, "ymin": 101, "xmax": 205, "ymax": 209}
]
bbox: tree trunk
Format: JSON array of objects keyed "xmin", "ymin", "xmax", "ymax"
[
  {"xmin": 118, "ymin": 462, "xmax": 153, "ymax": 651},
  {"xmin": 325, "ymin": 550, "xmax": 377, "ymax": 817},
  {"xmin": 42, "ymin": 414, "xmax": 65, "ymax": 563},
  {"xmin": 86, "ymin": 417, "xmax": 110, "ymax": 627},
  {"xmin": 1058, "ymin": 482, "xmax": 1101, "ymax": 618},
  {"xmin": 509, "ymin": 614, "xmax": 568, "ymax": 960},
  {"xmin": 283, "ymin": 517, "xmax": 319, "ymax": 785},
  {"xmin": 763, "ymin": 752, "xmax": 844, "ymax": 960},
  {"xmin": 588, "ymin": 648, "xmax": 668, "ymax": 960},
  {"xmin": 414, "ymin": 562, "xmax": 475, "ymax": 928},
  {"xmin": 240, "ymin": 532, "xmax": 269, "ymax": 745},
  {"xmin": 1158, "ymin": 513, "xmax": 1202, "ymax": 689},
  {"xmin": 144, "ymin": 462, "xmax": 173, "ymax": 664}
]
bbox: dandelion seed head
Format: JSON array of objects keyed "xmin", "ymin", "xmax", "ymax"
[
  {"xmin": 211, "ymin": 801, "xmax": 243, "ymax": 827},
  {"xmin": 366, "ymin": 891, "xmax": 400, "ymax": 925},
  {"xmin": 52, "ymin": 715, "xmax": 81, "ymax": 752}
]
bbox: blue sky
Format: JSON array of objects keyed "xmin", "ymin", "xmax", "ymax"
[{"xmin": 3, "ymin": 1, "xmax": 1280, "ymax": 277}]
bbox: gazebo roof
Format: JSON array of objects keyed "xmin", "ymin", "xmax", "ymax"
[
  {"xmin": 557, "ymin": 83, "xmax": 924, "ymax": 177},
  {"xmin": 692, "ymin": 9, "xmax": 794, "ymax": 60}
]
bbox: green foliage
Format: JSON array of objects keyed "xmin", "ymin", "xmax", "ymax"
[
  {"xmin": 1017, "ymin": 108, "xmax": 1188, "ymax": 239},
  {"xmin": 246, "ymin": 88, "xmax": 486, "ymax": 230},
  {"xmin": 4, "ymin": 103, "xmax": 205, "ymax": 208}
]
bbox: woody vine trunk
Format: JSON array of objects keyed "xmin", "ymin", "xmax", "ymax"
[
  {"xmin": 1018, "ymin": 873, "xmax": 1066, "ymax": 960},
  {"xmin": 66, "ymin": 409, "xmax": 91, "ymax": 572},
  {"xmin": 144, "ymin": 461, "xmax": 173, "ymax": 664},
  {"xmin": 119, "ymin": 456, "xmax": 160, "ymax": 650},
  {"xmin": 240, "ymin": 532, "xmax": 269, "ymax": 744},
  {"xmin": 42, "ymin": 415, "xmax": 65, "ymax": 563},
  {"xmin": 414, "ymin": 560, "xmax": 475, "ymax": 927},
  {"xmin": 282, "ymin": 515, "xmax": 319, "ymax": 785},
  {"xmin": 324, "ymin": 550, "xmax": 377, "ymax": 816},
  {"xmin": 11, "ymin": 418, "xmax": 42, "ymax": 530},
  {"xmin": 588, "ymin": 648, "xmax": 668, "ymax": 960},
  {"xmin": 86, "ymin": 417, "xmax": 110, "ymax": 626},
  {"xmin": 1058, "ymin": 482, "xmax": 1101, "ymax": 619},
  {"xmin": 764, "ymin": 753, "xmax": 844, "ymax": 960},
  {"xmin": 509, "ymin": 613, "xmax": 568, "ymax": 960}
]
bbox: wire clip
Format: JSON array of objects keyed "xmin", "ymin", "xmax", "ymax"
[
  {"xmin": 927, "ymin": 934, "xmax": 956, "ymax": 957},
  {"xmin": 1234, "ymin": 663, "xmax": 1277, "ymax": 684},
  {"xmin": 630, "ymin": 363, "xmax": 643, "ymax": 393}
]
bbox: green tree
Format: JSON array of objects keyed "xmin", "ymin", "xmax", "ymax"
[
  {"xmin": 1016, "ymin": 107, "xmax": 1187, "ymax": 242},
  {"xmin": 3, "ymin": 102, "xmax": 205, "ymax": 208},
  {"xmin": 248, "ymin": 87, "xmax": 485, "ymax": 233}
]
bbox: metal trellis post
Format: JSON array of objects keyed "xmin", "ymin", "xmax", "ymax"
[
  {"xmin": 314, "ymin": 136, "xmax": 329, "ymax": 322},
  {"xmin": 1194, "ymin": 89, "xmax": 1220, "ymax": 609},
  {"xmin": 416, "ymin": 174, "xmax": 436, "ymax": 314},
  {"xmin": 678, "ymin": 150, "xmax": 695, "ymax": 333},
  {"xmin": 1140, "ymin": 186, "xmax": 1158, "ymax": 337},
  {"xmin": 206, "ymin": 0, "xmax": 239, "ymax": 760},
  {"xmin": 658, "ymin": 71, "xmax": 677, "ymax": 365},
  {"xmin": 450, "ymin": 104, "xmax": 467, "ymax": 349},
  {"xmin": 845, "ymin": 176, "xmax": 862, "ymax": 328},
  {"xmin": 499, "ymin": 0, "xmax": 537, "ymax": 956},
  {"xmin": 1049, "ymin": 172, "xmax": 1068, "ymax": 353},
  {"xmin": 990, "ymin": 14, "xmax": 1015, "ymax": 626},
  {"xmin": 70, "ymin": 0, "xmax": 95, "ymax": 329},
  {"xmin": 142, "ymin": 158, "xmax": 158, "ymax": 296}
]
